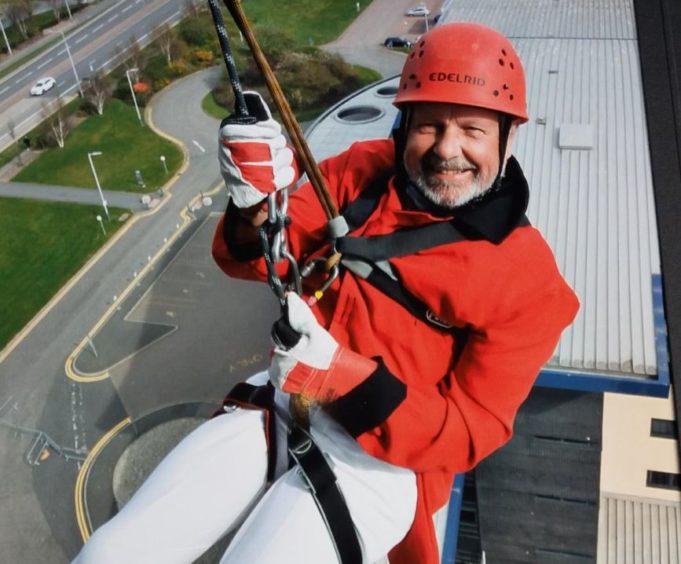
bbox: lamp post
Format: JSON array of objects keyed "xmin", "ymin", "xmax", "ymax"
[
  {"xmin": 125, "ymin": 67, "xmax": 143, "ymax": 126},
  {"xmin": 0, "ymin": 13, "xmax": 11, "ymax": 56},
  {"xmin": 60, "ymin": 31, "xmax": 83, "ymax": 97},
  {"xmin": 160, "ymin": 155, "xmax": 168, "ymax": 174},
  {"xmin": 424, "ymin": 13, "xmax": 429, "ymax": 32},
  {"xmin": 96, "ymin": 214, "xmax": 106, "ymax": 235},
  {"xmin": 87, "ymin": 151, "xmax": 109, "ymax": 219}
]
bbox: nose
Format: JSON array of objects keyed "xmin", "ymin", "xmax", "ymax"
[{"xmin": 432, "ymin": 125, "xmax": 463, "ymax": 161}]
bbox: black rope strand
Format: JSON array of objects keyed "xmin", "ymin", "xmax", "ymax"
[{"xmin": 207, "ymin": 0, "xmax": 253, "ymax": 123}]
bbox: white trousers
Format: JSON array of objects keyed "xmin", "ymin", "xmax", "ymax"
[{"xmin": 73, "ymin": 372, "xmax": 417, "ymax": 564}]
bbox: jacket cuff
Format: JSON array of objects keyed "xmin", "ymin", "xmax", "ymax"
[
  {"xmin": 223, "ymin": 201, "xmax": 264, "ymax": 261},
  {"xmin": 326, "ymin": 358, "xmax": 406, "ymax": 438}
]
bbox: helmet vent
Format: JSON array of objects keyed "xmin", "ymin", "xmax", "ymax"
[
  {"xmin": 510, "ymin": 62, "xmax": 515, "ymax": 70},
  {"xmin": 498, "ymin": 58, "xmax": 505, "ymax": 66},
  {"xmin": 418, "ymin": 50, "xmax": 425, "ymax": 58},
  {"xmin": 493, "ymin": 90, "xmax": 500, "ymax": 96},
  {"xmin": 501, "ymin": 49, "xmax": 507, "ymax": 56},
  {"xmin": 509, "ymin": 95, "xmax": 514, "ymax": 100}
]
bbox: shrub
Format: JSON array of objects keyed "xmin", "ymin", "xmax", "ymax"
[
  {"xmin": 192, "ymin": 49, "xmax": 214, "ymax": 64},
  {"xmin": 178, "ymin": 14, "xmax": 214, "ymax": 47}
]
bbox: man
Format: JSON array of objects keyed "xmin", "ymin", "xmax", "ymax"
[{"xmin": 74, "ymin": 22, "xmax": 578, "ymax": 564}]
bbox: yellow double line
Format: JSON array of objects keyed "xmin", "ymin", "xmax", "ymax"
[{"xmin": 74, "ymin": 418, "xmax": 131, "ymax": 541}]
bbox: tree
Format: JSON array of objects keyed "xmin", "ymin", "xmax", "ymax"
[
  {"xmin": 47, "ymin": 0, "xmax": 62, "ymax": 22},
  {"xmin": 3, "ymin": 0, "xmax": 33, "ymax": 40},
  {"xmin": 153, "ymin": 22, "xmax": 179, "ymax": 66},
  {"xmin": 7, "ymin": 119, "xmax": 23, "ymax": 165},
  {"xmin": 126, "ymin": 35, "xmax": 146, "ymax": 75},
  {"xmin": 41, "ymin": 96, "xmax": 71, "ymax": 148},
  {"xmin": 83, "ymin": 71, "xmax": 114, "ymax": 115}
]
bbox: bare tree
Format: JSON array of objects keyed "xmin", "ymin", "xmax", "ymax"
[
  {"xmin": 153, "ymin": 22, "xmax": 178, "ymax": 66},
  {"xmin": 7, "ymin": 119, "xmax": 23, "ymax": 164},
  {"xmin": 183, "ymin": 0, "xmax": 203, "ymax": 18},
  {"xmin": 41, "ymin": 96, "xmax": 71, "ymax": 148},
  {"xmin": 3, "ymin": 0, "xmax": 33, "ymax": 40},
  {"xmin": 83, "ymin": 71, "xmax": 114, "ymax": 115},
  {"xmin": 126, "ymin": 35, "xmax": 146, "ymax": 74},
  {"xmin": 47, "ymin": 0, "xmax": 62, "ymax": 22}
]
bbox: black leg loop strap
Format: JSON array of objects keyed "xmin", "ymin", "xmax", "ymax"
[
  {"xmin": 218, "ymin": 382, "xmax": 278, "ymax": 483},
  {"xmin": 288, "ymin": 425, "xmax": 363, "ymax": 564}
]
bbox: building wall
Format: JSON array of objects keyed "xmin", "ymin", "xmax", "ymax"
[{"xmin": 601, "ymin": 387, "xmax": 680, "ymax": 502}]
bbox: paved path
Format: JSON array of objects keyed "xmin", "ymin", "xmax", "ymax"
[{"xmin": 0, "ymin": 180, "xmax": 146, "ymax": 209}]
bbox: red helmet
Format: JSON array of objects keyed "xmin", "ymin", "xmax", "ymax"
[{"xmin": 394, "ymin": 22, "xmax": 528, "ymax": 122}]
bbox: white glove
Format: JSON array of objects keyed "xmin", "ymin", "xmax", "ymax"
[
  {"xmin": 218, "ymin": 91, "xmax": 299, "ymax": 208},
  {"xmin": 269, "ymin": 293, "xmax": 377, "ymax": 401}
]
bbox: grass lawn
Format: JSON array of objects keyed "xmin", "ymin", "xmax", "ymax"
[
  {"xmin": 0, "ymin": 198, "xmax": 128, "ymax": 348},
  {"xmin": 13, "ymin": 99, "xmax": 183, "ymax": 192},
  {"xmin": 243, "ymin": 0, "xmax": 368, "ymax": 46}
]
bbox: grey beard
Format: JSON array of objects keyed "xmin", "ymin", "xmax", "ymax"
[{"xmin": 407, "ymin": 159, "xmax": 507, "ymax": 210}]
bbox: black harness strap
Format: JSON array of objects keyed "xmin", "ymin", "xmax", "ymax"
[
  {"xmin": 288, "ymin": 426, "xmax": 363, "ymax": 564},
  {"xmin": 218, "ymin": 382, "xmax": 278, "ymax": 483},
  {"xmin": 220, "ymin": 383, "xmax": 361, "ymax": 563}
]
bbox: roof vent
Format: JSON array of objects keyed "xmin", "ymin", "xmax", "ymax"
[
  {"xmin": 336, "ymin": 105, "xmax": 383, "ymax": 124},
  {"xmin": 375, "ymin": 85, "xmax": 398, "ymax": 98},
  {"xmin": 558, "ymin": 123, "xmax": 594, "ymax": 150}
]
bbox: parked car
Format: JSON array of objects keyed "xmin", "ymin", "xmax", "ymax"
[
  {"xmin": 30, "ymin": 77, "xmax": 56, "ymax": 96},
  {"xmin": 405, "ymin": 4, "xmax": 430, "ymax": 16},
  {"xmin": 384, "ymin": 37, "xmax": 413, "ymax": 49}
]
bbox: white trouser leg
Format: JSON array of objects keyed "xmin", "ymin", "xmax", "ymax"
[
  {"xmin": 221, "ymin": 405, "xmax": 417, "ymax": 564},
  {"xmin": 72, "ymin": 407, "xmax": 268, "ymax": 564}
]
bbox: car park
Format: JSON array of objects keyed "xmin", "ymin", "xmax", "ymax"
[
  {"xmin": 405, "ymin": 4, "xmax": 431, "ymax": 16},
  {"xmin": 30, "ymin": 77, "xmax": 56, "ymax": 96},
  {"xmin": 384, "ymin": 37, "xmax": 413, "ymax": 49}
]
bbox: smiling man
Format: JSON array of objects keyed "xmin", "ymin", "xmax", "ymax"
[{"xmin": 74, "ymin": 22, "xmax": 579, "ymax": 564}]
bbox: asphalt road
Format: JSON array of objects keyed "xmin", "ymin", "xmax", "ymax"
[{"xmin": 0, "ymin": 0, "xmax": 188, "ymax": 152}]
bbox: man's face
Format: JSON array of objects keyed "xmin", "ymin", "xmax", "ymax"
[{"xmin": 403, "ymin": 103, "xmax": 516, "ymax": 209}]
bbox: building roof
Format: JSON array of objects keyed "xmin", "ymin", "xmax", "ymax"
[{"xmin": 305, "ymin": 0, "xmax": 669, "ymax": 396}]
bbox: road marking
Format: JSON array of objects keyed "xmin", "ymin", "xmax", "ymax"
[
  {"xmin": 74, "ymin": 34, "xmax": 88, "ymax": 45},
  {"xmin": 37, "ymin": 57, "xmax": 53, "ymax": 70},
  {"xmin": 16, "ymin": 72, "xmax": 32, "ymax": 84},
  {"xmin": 192, "ymin": 140, "xmax": 206, "ymax": 152},
  {"xmin": 74, "ymin": 417, "xmax": 131, "ymax": 540},
  {"xmin": 0, "ymin": 86, "xmax": 8, "ymax": 96},
  {"xmin": 122, "ymin": 4, "xmax": 132, "ymax": 12},
  {"xmin": 93, "ymin": 23, "xmax": 104, "ymax": 33},
  {"xmin": 107, "ymin": 14, "xmax": 117, "ymax": 23}
]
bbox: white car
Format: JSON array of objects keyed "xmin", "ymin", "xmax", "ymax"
[
  {"xmin": 30, "ymin": 77, "xmax": 56, "ymax": 96},
  {"xmin": 405, "ymin": 4, "xmax": 431, "ymax": 16}
]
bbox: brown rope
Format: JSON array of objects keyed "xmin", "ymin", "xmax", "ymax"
[{"xmin": 223, "ymin": 0, "xmax": 338, "ymax": 220}]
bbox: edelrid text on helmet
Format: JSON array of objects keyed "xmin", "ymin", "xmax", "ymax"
[{"xmin": 394, "ymin": 22, "xmax": 528, "ymax": 122}]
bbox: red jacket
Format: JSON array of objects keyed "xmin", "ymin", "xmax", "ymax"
[{"xmin": 213, "ymin": 139, "xmax": 579, "ymax": 563}]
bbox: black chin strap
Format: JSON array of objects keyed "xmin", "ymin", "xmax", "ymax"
[{"xmin": 494, "ymin": 113, "xmax": 514, "ymax": 190}]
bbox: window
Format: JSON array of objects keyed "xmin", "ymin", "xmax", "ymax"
[
  {"xmin": 646, "ymin": 470, "xmax": 681, "ymax": 491},
  {"xmin": 650, "ymin": 418, "xmax": 678, "ymax": 439}
]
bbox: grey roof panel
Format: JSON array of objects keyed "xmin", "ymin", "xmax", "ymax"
[{"xmin": 439, "ymin": 0, "xmax": 636, "ymax": 40}]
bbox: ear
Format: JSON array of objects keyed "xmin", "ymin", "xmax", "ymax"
[{"xmin": 503, "ymin": 121, "xmax": 520, "ymax": 163}]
